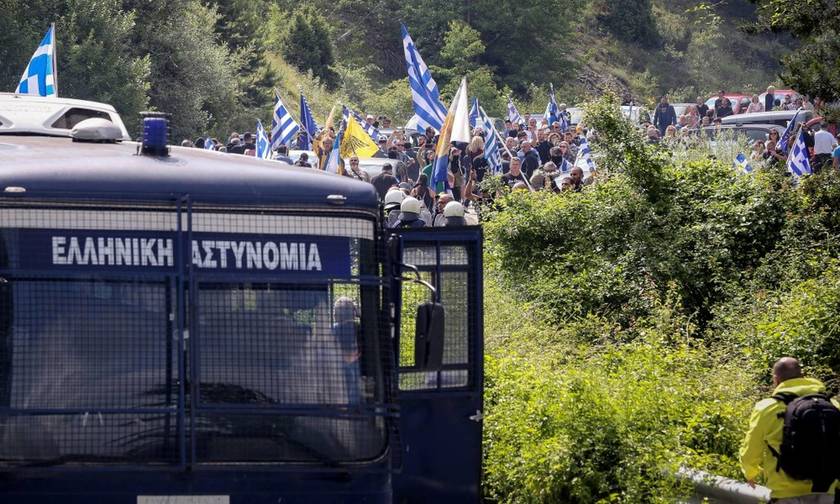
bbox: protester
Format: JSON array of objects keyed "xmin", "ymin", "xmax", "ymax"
[
  {"xmin": 713, "ymin": 90, "xmax": 727, "ymax": 117},
  {"xmin": 740, "ymin": 357, "xmax": 840, "ymax": 503},
  {"xmin": 747, "ymin": 95, "xmax": 764, "ymax": 113},
  {"xmin": 501, "ymin": 158, "xmax": 528, "ymax": 188},
  {"xmin": 273, "ymin": 145, "xmax": 293, "ymax": 164},
  {"xmin": 569, "ymin": 166, "xmax": 584, "ymax": 192},
  {"xmin": 764, "ymin": 86, "xmax": 776, "ymax": 112},
  {"xmin": 371, "ymin": 163, "xmax": 399, "ymax": 200},
  {"xmin": 653, "ymin": 96, "xmax": 677, "ymax": 136},
  {"xmin": 812, "ymin": 123, "xmax": 838, "ymax": 170},
  {"xmin": 750, "ymin": 140, "xmax": 765, "ymax": 162},
  {"xmin": 294, "ymin": 152, "xmax": 312, "ymax": 168},
  {"xmin": 345, "ymin": 156, "xmax": 370, "ymax": 182},
  {"xmin": 518, "ymin": 141, "xmax": 541, "ymax": 180},
  {"xmin": 834, "ymin": 133, "xmax": 840, "ymax": 170},
  {"xmin": 696, "ymin": 96, "xmax": 709, "ymax": 119},
  {"xmin": 716, "ymin": 98, "xmax": 734, "ymax": 118}
]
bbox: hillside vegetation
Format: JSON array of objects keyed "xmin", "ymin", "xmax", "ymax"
[
  {"xmin": 480, "ymin": 95, "xmax": 840, "ymax": 502},
  {"xmin": 1, "ymin": 0, "xmax": 793, "ymax": 138}
]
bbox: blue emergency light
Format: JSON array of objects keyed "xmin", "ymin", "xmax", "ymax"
[{"xmin": 140, "ymin": 112, "xmax": 171, "ymax": 156}]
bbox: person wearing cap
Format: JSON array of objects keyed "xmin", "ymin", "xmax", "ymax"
[
  {"xmin": 442, "ymin": 201, "xmax": 466, "ymax": 226},
  {"xmin": 389, "ymin": 196, "xmax": 427, "ymax": 229},
  {"xmin": 371, "ymin": 163, "xmax": 399, "ymax": 201},
  {"xmin": 366, "ymin": 114, "xmax": 375, "ymax": 126},
  {"xmin": 383, "ymin": 188, "xmax": 405, "ymax": 227}
]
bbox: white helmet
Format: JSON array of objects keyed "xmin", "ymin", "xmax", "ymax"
[
  {"xmin": 443, "ymin": 201, "xmax": 465, "ymax": 218},
  {"xmin": 384, "ymin": 189, "xmax": 405, "ymax": 207},
  {"xmin": 400, "ymin": 196, "xmax": 422, "ymax": 215}
]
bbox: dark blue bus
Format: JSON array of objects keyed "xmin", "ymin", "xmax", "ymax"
[{"xmin": 0, "ymin": 99, "xmax": 483, "ymax": 503}]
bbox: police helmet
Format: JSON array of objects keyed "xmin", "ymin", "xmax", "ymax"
[
  {"xmin": 384, "ymin": 189, "xmax": 405, "ymax": 212},
  {"xmin": 443, "ymin": 201, "xmax": 465, "ymax": 218},
  {"xmin": 399, "ymin": 196, "xmax": 422, "ymax": 221}
]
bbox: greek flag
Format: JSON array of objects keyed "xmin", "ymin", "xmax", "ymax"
[
  {"xmin": 342, "ymin": 105, "xmax": 380, "ymax": 143},
  {"xmin": 299, "ymin": 93, "xmax": 320, "ymax": 150},
  {"xmin": 507, "ymin": 96, "xmax": 524, "ymax": 126},
  {"xmin": 469, "ymin": 97, "xmax": 480, "ymax": 129},
  {"xmin": 401, "ymin": 23, "xmax": 447, "ymax": 133},
  {"xmin": 270, "ymin": 90, "xmax": 300, "ymax": 151},
  {"xmin": 776, "ymin": 108, "xmax": 802, "ymax": 154},
  {"xmin": 15, "ymin": 24, "xmax": 57, "ymax": 97},
  {"xmin": 204, "ymin": 137, "xmax": 215, "ymax": 150},
  {"xmin": 786, "ymin": 129, "xmax": 812, "ymax": 177},
  {"xmin": 324, "ymin": 120, "xmax": 345, "ymax": 175},
  {"xmin": 255, "ymin": 120, "xmax": 271, "ymax": 160},
  {"xmin": 733, "ymin": 152, "xmax": 752, "ymax": 173},
  {"xmin": 479, "ymin": 105, "xmax": 503, "ymax": 174},
  {"xmin": 577, "ymin": 136, "xmax": 596, "ymax": 171},
  {"xmin": 558, "ymin": 157, "xmax": 572, "ymax": 173},
  {"xmin": 544, "ymin": 83, "xmax": 559, "ymax": 127}
]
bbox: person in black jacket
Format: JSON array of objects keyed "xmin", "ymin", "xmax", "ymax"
[
  {"xmin": 517, "ymin": 141, "xmax": 540, "ymax": 180},
  {"xmin": 653, "ymin": 96, "xmax": 676, "ymax": 137},
  {"xmin": 764, "ymin": 85, "xmax": 776, "ymax": 112},
  {"xmin": 371, "ymin": 163, "xmax": 399, "ymax": 201}
]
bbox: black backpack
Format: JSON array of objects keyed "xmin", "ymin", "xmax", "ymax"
[{"xmin": 769, "ymin": 392, "xmax": 840, "ymax": 492}]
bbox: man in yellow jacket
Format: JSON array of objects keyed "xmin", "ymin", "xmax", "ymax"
[{"xmin": 740, "ymin": 357, "xmax": 839, "ymax": 503}]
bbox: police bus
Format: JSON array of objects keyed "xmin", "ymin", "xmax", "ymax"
[{"xmin": 0, "ymin": 94, "xmax": 484, "ymax": 503}]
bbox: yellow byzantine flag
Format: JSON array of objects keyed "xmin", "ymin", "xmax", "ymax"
[{"xmin": 340, "ymin": 116, "xmax": 379, "ymax": 158}]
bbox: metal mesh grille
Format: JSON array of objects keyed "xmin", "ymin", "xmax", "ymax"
[
  {"xmin": 398, "ymin": 242, "xmax": 475, "ymax": 391},
  {"xmin": 0, "ymin": 201, "xmax": 390, "ymax": 468}
]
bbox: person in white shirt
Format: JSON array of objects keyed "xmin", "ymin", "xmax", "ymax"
[{"xmin": 812, "ymin": 123, "xmax": 838, "ymax": 170}]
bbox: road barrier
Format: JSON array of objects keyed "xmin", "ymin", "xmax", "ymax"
[{"xmin": 677, "ymin": 467, "xmax": 770, "ymax": 503}]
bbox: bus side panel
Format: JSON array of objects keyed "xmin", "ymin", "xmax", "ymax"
[{"xmin": 0, "ymin": 470, "xmax": 392, "ymax": 504}]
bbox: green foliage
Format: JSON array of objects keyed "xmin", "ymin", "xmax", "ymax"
[
  {"xmin": 751, "ymin": 0, "xmax": 840, "ymax": 100},
  {"xmin": 280, "ymin": 7, "xmax": 339, "ymax": 90},
  {"xmin": 481, "ymin": 95, "xmax": 840, "ymax": 501},
  {"xmin": 482, "ymin": 276, "xmax": 754, "ymax": 503},
  {"xmin": 591, "ymin": 0, "xmax": 661, "ymax": 48}
]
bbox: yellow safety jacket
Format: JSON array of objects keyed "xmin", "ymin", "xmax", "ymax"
[{"xmin": 739, "ymin": 377, "xmax": 839, "ymax": 499}]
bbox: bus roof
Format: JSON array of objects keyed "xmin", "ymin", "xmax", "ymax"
[{"xmin": 0, "ymin": 136, "xmax": 379, "ymax": 209}]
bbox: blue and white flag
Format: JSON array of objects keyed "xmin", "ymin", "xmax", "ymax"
[
  {"xmin": 401, "ymin": 23, "xmax": 448, "ymax": 133},
  {"xmin": 577, "ymin": 136, "xmax": 596, "ymax": 172},
  {"xmin": 324, "ymin": 120, "xmax": 345, "ymax": 175},
  {"xmin": 786, "ymin": 129, "xmax": 812, "ymax": 177},
  {"xmin": 544, "ymin": 83, "xmax": 560, "ymax": 127},
  {"xmin": 15, "ymin": 24, "xmax": 57, "ymax": 97},
  {"xmin": 558, "ymin": 157, "xmax": 572, "ymax": 173},
  {"xmin": 204, "ymin": 137, "xmax": 215, "ymax": 150},
  {"xmin": 255, "ymin": 120, "xmax": 271, "ymax": 160},
  {"xmin": 469, "ymin": 97, "xmax": 480, "ymax": 129},
  {"xmin": 478, "ymin": 105, "xmax": 503, "ymax": 174},
  {"xmin": 298, "ymin": 93, "xmax": 320, "ymax": 151},
  {"xmin": 270, "ymin": 90, "xmax": 300, "ymax": 151},
  {"xmin": 776, "ymin": 108, "xmax": 802, "ymax": 154},
  {"xmin": 342, "ymin": 105, "xmax": 380, "ymax": 144},
  {"xmin": 733, "ymin": 152, "xmax": 752, "ymax": 173},
  {"xmin": 507, "ymin": 96, "xmax": 524, "ymax": 126}
]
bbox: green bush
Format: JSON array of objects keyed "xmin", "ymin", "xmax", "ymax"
[{"xmin": 481, "ymin": 95, "xmax": 840, "ymax": 502}]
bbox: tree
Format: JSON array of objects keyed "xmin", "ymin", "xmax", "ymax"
[
  {"xmin": 280, "ymin": 8, "xmax": 340, "ymax": 89},
  {"xmin": 433, "ymin": 20, "xmax": 505, "ymax": 116},
  {"xmin": 0, "ymin": 0, "xmax": 150, "ymax": 132},
  {"xmin": 750, "ymin": 0, "xmax": 840, "ymax": 102},
  {"xmin": 590, "ymin": 0, "xmax": 661, "ymax": 48}
]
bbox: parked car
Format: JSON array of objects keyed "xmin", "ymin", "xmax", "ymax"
[
  {"xmin": 695, "ymin": 123, "xmax": 785, "ymax": 144},
  {"xmin": 721, "ymin": 110, "xmax": 813, "ymax": 128},
  {"xmin": 705, "ymin": 94, "xmax": 751, "ymax": 115}
]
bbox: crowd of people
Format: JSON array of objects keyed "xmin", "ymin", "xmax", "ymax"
[{"xmin": 179, "ymin": 108, "xmax": 596, "ymax": 228}]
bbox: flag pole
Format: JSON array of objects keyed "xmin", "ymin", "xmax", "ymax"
[{"xmin": 51, "ymin": 22, "xmax": 58, "ymax": 96}]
